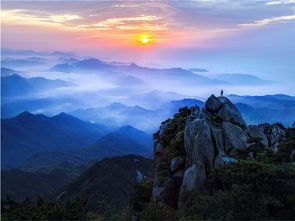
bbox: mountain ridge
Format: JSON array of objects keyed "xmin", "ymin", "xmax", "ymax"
[{"xmin": 1, "ymin": 112, "xmax": 109, "ymax": 168}]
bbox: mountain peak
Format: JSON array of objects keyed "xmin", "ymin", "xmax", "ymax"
[
  {"xmin": 52, "ymin": 112, "xmax": 78, "ymax": 120},
  {"xmin": 108, "ymin": 102, "xmax": 127, "ymax": 109},
  {"xmin": 129, "ymin": 63, "xmax": 140, "ymax": 68},
  {"xmin": 5, "ymin": 74, "xmax": 23, "ymax": 79},
  {"xmin": 77, "ymin": 58, "xmax": 103, "ymax": 65},
  {"xmin": 117, "ymin": 125, "xmax": 136, "ymax": 131},
  {"xmin": 17, "ymin": 111, "xmax": 34, "ymax": 118}
]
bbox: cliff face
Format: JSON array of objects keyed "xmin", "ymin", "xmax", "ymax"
[{"xmin": 152, "ymin": 95, "xmax": 287, "ymax": 208}]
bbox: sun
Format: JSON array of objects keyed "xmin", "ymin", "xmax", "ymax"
[{"xmin": 136, "ymin": 34, "xmax": 154, "ymax": 45}]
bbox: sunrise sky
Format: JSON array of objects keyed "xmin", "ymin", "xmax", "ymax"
[{"xmin": 2, "ymin": 0, "xmax": 295, "ymax": 89}]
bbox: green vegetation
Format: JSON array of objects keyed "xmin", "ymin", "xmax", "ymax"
[
  {"xmin": 237, "ymin": 137, "xmax": 268, "ymax": 161},
  {"xmin": 182, "ymin": 160, "xmax": 295, "ymax": 220},
  {"xmin": 129, "ymin": 178, "xmax": 153, "ymax": 213},
  {"xmin": 1, "ymin": 168, "xmax": 72, "ymax": 202},
  {"xmin": 158, "ymin": 107, "xmax": 191, "ymax": 160},
  {"xmin": 154, "ymin": 107, "xmax": 192, "ymax": 186},
  {"xmin": 128, "ymin": 124, "xmax": 295, "ymax": 220},
  {"xmin": 156, "ymin": 159, "xmax": 170, "ymax": 186},
  {"xmin": 1, "ymin": 197, "xmax": 90, "ymax": 220},
  {"xmin": 1, "ymin": 155, "xmax": 154, "ymax": 221}
]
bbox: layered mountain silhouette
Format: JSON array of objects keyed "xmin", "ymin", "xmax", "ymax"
[
  {"xmin": 70, "ymin": 103, "xmax": 165, "ymax": 132},
  {"xmin": 1, "ymin": 49, "xmax": 74, "ymax": 57},
  {"xmin": 85, "ymin": 125, "xmax": 152, "ymax": 157},
  {"xmin": 1, "ymin": 57, "xmax": 47, "ymax": 68},
  {"xmin": 48, "ymin": 58, "xmax": 274, "ymax": 87},
  {"xmin": 1, "ymin": 74, "xmax": 70, "ymax": 98},
  {"xmin": 2, "ymin": 111, "xmax": 153, "ymax": 170},
  {"xmin": 1, "ymin": 112, "xmax": 109, "ymax": 168},
  {"xmin": 49, "ymin": 58, "xmax": 227, "ymax": 86},
  {"xmin": 19, "ymin": 125, "xmax": 153, "ymax": 171},
  {"xmin": 229, "ymin": 94, "xmax": 295, "ymax": 126},
  {"xmin": 1, "ymin": 67, "xmax": 20, "ymax": 77},
  {"xmin": 212, "ymin": 74, "xmax": 273, "ymax": 85}
]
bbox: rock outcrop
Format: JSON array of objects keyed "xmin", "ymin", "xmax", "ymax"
[{"xmin": 152, "ymin": 94, "xmax": 288, "ymax": 208}]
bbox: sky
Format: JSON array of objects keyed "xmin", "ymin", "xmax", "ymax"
[{"xmin": 1, "ymin": 0, "xmax": 295, "ymax": 93}]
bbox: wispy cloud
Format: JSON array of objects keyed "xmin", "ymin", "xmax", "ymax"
[
  {"xmin": 237, "ymin": 15, "xmax": 295, "ymax": 28},
  {"xmin": 266, "ymin": 0, "xmax": 295, "ymax": 5},
  {"xmin": 87, "ymin": 15, "xmax": 162, "ymax": 28},
  {"xmin": 1, "ymin": 9, "xmax": 164, "ymax": 32},
  {"xmin": 2, "ymin": 9, "xmax": 82, "ymax": 28}
]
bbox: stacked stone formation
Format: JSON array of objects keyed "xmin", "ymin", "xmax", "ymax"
[{"xmin": 152, "ymin": 94, "xmax": 287, "ymax": 208}]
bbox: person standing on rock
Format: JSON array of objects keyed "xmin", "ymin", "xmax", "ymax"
[{"xmin": 221, "ymin": 89, "xmax": 224, "ymax": 96}]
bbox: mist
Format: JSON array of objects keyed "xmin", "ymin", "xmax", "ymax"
[{"xmin": 1, "ymin": 49, "xmax": 294, "ymax": 131}]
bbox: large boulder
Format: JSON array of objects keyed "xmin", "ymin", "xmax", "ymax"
[
  {"xmin": 247, "ymin": 125, "xmax": 268, "ymax": 146},
  {"xmin": 222, "ymin": 121, "xmax": 249, "ymax": 156},
  {"xmin": 205, "ymin": 95, "xmax": 222, "ymax": 113},
  {"xmin": 260, "ymin": 124, "xmax": 286, "ymax": 151},
  {"xmin": 269, "ymin": 126, "xmax": 286, "ymax": 151},
  {"xmin": 178, "ymin": 163, "xmax": 206, "ymax": 209},
  {"xmin": 266, "ymin": 125, "xmax": 287, "ymax": 151},
  {"xmin": 210, "ymin": 125, "xmax": 225, "ymax": 155},
  {"xmin": 184, "ymin": 119, "xmax": 215, "ymax": 170},
  {"xmin": 217, "ymin": 96, "xmax": 246, "ymax": 126},
  {"xmin": 170, "ymin": 156, "xmax": 185, "ymax": 174}
]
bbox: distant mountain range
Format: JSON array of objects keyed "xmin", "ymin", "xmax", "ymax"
[
  {"xmin": 50, "ymin": 58, "xmax": 113, "ymax": 72},
  {"xmin": 0, "ymin": 55, "xmax": 284, "ymax": 129},
  {"xmin": 229, "ymin": 94, "xmax": 295, "ymax": 126},
  {"xmin": 85, "ymin": 125, "xmax": 152, "ymax": 157},
  {"xmin": 212, "ymin": 74, "xmax": 273, "ymax": 85},
  {"xmin": 69, "ymin": 97, "xmax": 206, "ymax": 132},
  {"xmin": 1, "ymin": 96, "xmax": 86, "ymax": 118},
  {"xmin": 70, "ymin": 102, "xmax": 165, "ymax": 132},
  {"xmin": 1, "ymin": 112, "xmax": 109, "ymax": 168},
  {"xmin": 49, "ymin": 58, "xmax": 229, "ymax": 87},
  {"xmin": 19, "ymin": 125, "xmax": 153, "ymax": 171},
  {"xmin": 1, "ymin": 67, "xmax": 20, "ymax": 77},
  {"xmin": 2, "ymin": 112, "xmax": 153, "ymax": 170},
  {"xmin": 48, "ymin": 58, "xmax": 275, "ymax": 87},
  {"xmin": 228, "ymin": 94, "xmax": 295, "ymax": 109},
  {"xmin": 1, "ymin": 48, "xmax": 75, "ymax": 57},
  {"xmin": 1, "ymin": 57, "xmax": 47, "ymax": 68},
  {"xmin": 1, "ymin": 74, "xmax": 70, "ymax": 98},
  {"xmin": 2, "ymin": 93, "xmax": 294, "ymax": 134}
]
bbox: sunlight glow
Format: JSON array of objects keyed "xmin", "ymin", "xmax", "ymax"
[{"xmin": 136, "ymin": 34, "xmax": 154, "ymax": 45}]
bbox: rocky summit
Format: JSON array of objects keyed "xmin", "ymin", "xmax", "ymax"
[{"xmin": 152, "ymin": 94, "xmax": 287, "ymax": 208}]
